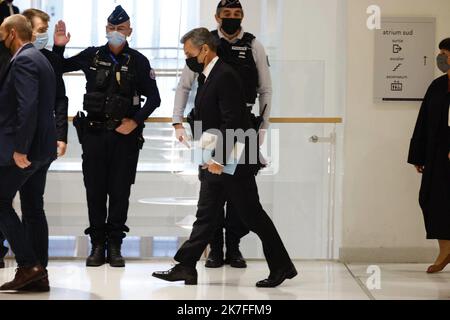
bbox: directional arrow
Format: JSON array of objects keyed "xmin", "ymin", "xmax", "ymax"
[{"xmin": 393, "ymin": 44, "xmax": 402, "ymax": 54}]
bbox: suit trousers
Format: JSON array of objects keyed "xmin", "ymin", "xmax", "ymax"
[
  {"xmin": 0, "ymin": 158, "xmax": 52, "ymax": 268},
  {"xmin": 174, "ymin": 170, "xmax": 293, "ymax": 273}
]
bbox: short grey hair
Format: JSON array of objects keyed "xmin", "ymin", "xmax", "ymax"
[{"xmin": 180, "ymin": 27, "xmax": 217, "ymax": 52}]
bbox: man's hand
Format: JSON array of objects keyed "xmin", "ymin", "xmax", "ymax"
[
  {"xmin": 415, "ymin": 165, "xmax": 425, "ymax": 174},
  {"xmin": 54, "ymin": 20, "xmax": 71, "ymax": 47},
  {"xmin": 173, "ymin": 123, "xmax": 191, "ymax": 148},
  {"xmin": 448, "ymin": 152, "xmax": 450, "ymax": 161},
  {"xmin": 13, "ymin": 152, "xmax": 31, "ymax": 169},
  {"xmin": 202, "ymin": 160, "xmax": 224, "ymax": 175},
  {"xmin": 57, "ymin": 141, "xmax": 67, "ymax": 157},
  {"xmin": 116, "ymin": 118, "xmax": 138, "ymax": 135}
]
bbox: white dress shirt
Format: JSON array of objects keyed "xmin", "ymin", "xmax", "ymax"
[{"xmin": 202, "ymin": 56, "xmax": 219, "ymax": 81}]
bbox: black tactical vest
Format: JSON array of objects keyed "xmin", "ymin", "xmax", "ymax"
[
  {"xmin": 212, "ymin": 30, "xmax": 259, "ymax": 105},
  {"xmin": 84, "ymin": 47, "xmax": 139, "ymax": 120}
]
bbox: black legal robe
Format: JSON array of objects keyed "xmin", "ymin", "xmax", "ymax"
[{"xmin": 408, "ymin": 74, "xmax": 450, "ymax": 240}]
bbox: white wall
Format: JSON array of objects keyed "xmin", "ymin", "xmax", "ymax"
[{"xmin": 341, "ymin": 0, "xmax": 450, "ymax": 262}]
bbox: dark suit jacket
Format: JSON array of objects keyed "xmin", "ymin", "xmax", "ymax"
[
  {"xmin": 192, "ymin": 58, "xmax": 258, "ymax": 179},
  {"xmin": 0, "ymin": 1, "xmax": 19, "ymax": 25},
  {"xmin": 41, "ymin": 48, "xmax": 69, "ymax": 143},
  {"xmin": 0, "ymin": 43, "xmax": 57, "ymax": 166}
]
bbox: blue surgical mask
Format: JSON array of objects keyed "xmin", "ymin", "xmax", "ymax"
[
  {"xmin": 106, "ymin": 31, "xmax": 127, "ymax": 47},
  {"xmin": 436, "ymin": 53, "xmax": 450, "ymax": 73},
  {"xmin": 33, "ymin": 32, "xmax": 49, "ymax": 50}
]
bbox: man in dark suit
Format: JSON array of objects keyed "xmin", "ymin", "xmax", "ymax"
[
  {"xmin": 0, "ymin": 12, "xmax": 10, "ymax": 269},
  {"xmin": 153, "ymin": 28, "xmax": 297, "ymax": 288},
  {"xmin": 0, "ymin": 9, "xmax": 69, "ymax": 276},
  {"xmin": 0, "ymin": 15, "xmax": 57, "ymax": 291},
  {"xmin": 0, "ymin": 0, "xmax": 19, "ymax": 25}
]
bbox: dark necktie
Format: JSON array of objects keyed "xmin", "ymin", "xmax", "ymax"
[{"xmin": 198, "ymin": 73, "xmax": 206, "ymax": 87}]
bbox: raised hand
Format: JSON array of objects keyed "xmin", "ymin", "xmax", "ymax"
[{"xmin": 54, "ymin": 20, "xmax": 71, "ymax": 47}]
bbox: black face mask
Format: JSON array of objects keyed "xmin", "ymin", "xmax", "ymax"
[
  {"xmin": 221, "ymin": 18, "xmax": 242, "ymax": 35},
  {"xmin": 186, "ymin": 52, "xmax": 205, "ymax": 74},
  {"xmin": 0, "ymin": 40, "xmax": 11, "ymax": 58}
]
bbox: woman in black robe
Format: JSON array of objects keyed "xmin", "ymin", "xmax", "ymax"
[{"xmin": 408, "ymin": 38, "xmax": 450, "ymax": 273}]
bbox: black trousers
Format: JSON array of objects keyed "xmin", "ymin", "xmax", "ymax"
[
  {"xmin": 0, "ymin": 159, "xmax": 52, "ymax": 268},
  {"xmin": 174, "ymin": 171, "xmax": 293, "ymax": 274},
  {"xmin": 81, "ymin": 128, "xmax": 141, "ymax": 244},
  {"xmin": 210, "ymin": 201, "xmax": 250, "ymax": 253}
]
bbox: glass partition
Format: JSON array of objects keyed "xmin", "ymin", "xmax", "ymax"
[{"xmin": 43, "ymin": 118, "xmax": 340, "ymax": 260}]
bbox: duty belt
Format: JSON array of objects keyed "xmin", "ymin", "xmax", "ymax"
[{"xmin": 86, "ymin": 119, "xmax": 121, "ymax": 131}]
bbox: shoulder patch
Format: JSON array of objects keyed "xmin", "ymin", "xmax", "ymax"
[{"xmin": 149, "ymin": 68, "xmax": 156, "ymax": 80}]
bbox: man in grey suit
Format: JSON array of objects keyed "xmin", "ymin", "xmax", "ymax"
[{"xmin": 0, "ymin": 15, "xmax": 57, "ymax": 292}]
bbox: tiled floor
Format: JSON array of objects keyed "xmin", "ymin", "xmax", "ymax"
[{"xmin": 0, "ymin": 260, "xmax": 449, "ymax": 300}]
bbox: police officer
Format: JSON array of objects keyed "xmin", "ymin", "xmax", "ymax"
[
  {"xmin": 53, "ymin": 6, "xmax": 161, "ymax": 268},
  {"xmin": 173, "ymin": 0, "xmax": 272, "ymax": 269}
]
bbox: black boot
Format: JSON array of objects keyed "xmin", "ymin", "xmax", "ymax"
[
  {"xmin": 205, "ymin": 250, "xmax": 225, "ymax": 268},
  {"xmin": 107, "ymin": 242, "xmax": 125, "ymax": 268},
  {"xmin": 225, "ymin": 249, "xmax": 247, "ymax": 269},
  {"xmin": 86, "ymin": 243, "xmax": 106, "ymax": 267},
  {"xmin": 0, "ymin": 245, "xmax": 8, "ymax": 269}
]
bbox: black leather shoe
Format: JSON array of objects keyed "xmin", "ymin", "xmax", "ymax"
[
  {"xmin": 256, "ymin": 265, "xmax": 298, "ymax": 288},
  {"xmin": 205, "ymin": 250, "xmax": 225, "ymax": 268},
  {"xmin": 225, "ymin": 250, "xmax": 247, "ymax": 269},
  {"xmin": 0, "ymin": 246, "xmax": 8, "ymax": 269},
  {"xmin": 152, "ymin": 264, "xmax": 198, "ymax": 285},
  {"xmin": 106, "ymin": 243, "xmax": 125, "ymax": 268},
  {"xmin": 86, "ymin": 243, "xmax": 106, "ymax": 267}
]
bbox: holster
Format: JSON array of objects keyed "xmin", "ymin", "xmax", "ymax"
[
  {"xmin": 73, "ymin": 111, "xmax": 86, "ymax": 144},
  {"xmin": 136, "ymin": 124, "xmax": 145, "ymax": 150}
]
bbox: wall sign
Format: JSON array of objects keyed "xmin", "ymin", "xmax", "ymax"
[{"xmin": 374, "ymin": 17, "xmax": 436, "ymax": 102}]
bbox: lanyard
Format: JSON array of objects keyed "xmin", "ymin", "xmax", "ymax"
[
  {"xmin": 109, "ymin": 53, "xmax": 121, "ymax": 84},
  {"xmin": 109, "ymin": 53, "xmax": 119, "ymax": 66}
]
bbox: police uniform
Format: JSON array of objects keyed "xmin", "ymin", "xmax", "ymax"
[
  {"xmin": 172, "ymin": 0, "xmax": 272, "ymax": 267},
  {"xmin": 55, "ymin": 6, "xmax": 161, "ymax": 267}
]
